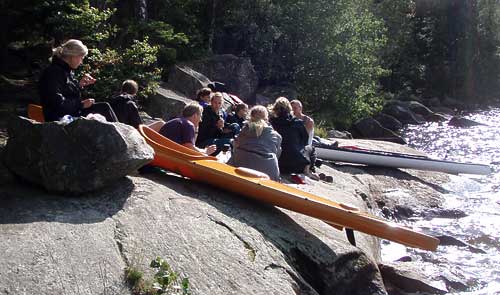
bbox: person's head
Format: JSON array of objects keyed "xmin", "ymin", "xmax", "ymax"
[
  {"xmin": 234, "ymin": 103, "xmax": 249, "ymax": 119},
  {"xmin": 53, "ymin": 39, "xmax": 88, "ymax": 69},
  {"xmin": 197, "ymin": 87, "xmax": 212, "ymax": 103},
  {"xmin": 272, "ymin": 97, "xmax": 292, "ymax": 118},
  {"xmin": 121, "ymin": 80, "xmax": 138, "ymax": 96},
  {"xmin": 248, "ymin": 105, "xmax": 269, "ymax": 137},
  {"xmin": 211, "ymin": 92, "xmax": 223, "ymax": 112},
  {"xmin": 290, "ymin": 99, "xmax": 303, "ymax": 117},
  {"xmin": 182, "ymin": 102, "xmax": 204, "ymax": 126}
]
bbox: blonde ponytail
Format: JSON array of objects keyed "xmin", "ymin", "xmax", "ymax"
[
  {"xmin": 248, "ymin": 105, "xmax": 269, "ymax": 137},
  {"xmin": 52, "ymin": 39, "xmax": 88, "ymax": 58}
]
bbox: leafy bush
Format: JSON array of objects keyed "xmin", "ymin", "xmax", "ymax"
[{"xmin": 79, "ymin": 39, "xmax": 161, "ymax": 101}]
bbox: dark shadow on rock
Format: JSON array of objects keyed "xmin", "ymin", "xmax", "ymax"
[
  {"xmin": 0, "ymin": 177, "xmax": 134, "ymax": 225},
  {"xmin": 142, "ymin": 172, "xmax": 386, "ymax": 295}
]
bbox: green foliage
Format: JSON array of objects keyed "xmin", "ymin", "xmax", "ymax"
[
  {"xmin": 126, "ymin": 257, "xmax": 191, "ymax": 295},
  {"xmin": 80, "ymin": 39, "xmax": 161, "ymax": 101},
  {"xmin": 42, "ymin": 1, "xmax": 116, "ymax": 45}
]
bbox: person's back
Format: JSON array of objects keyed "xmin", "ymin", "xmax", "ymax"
[
  {"xmin": 270, "ymin": 97, "xmax": 317, "ymax": 177},
  {"xmin": 109, "ymin": 80, "xmax": 143, "ymax": 128},
  {"xmin": 270, "ymin": 114, "xmax": 309, "ymax": 172},
  {"xmin": 159, "ymin": 117, "xmax": 196, "ymax": 145},
  {"xmin": 230, "ymin": 106, "xmax": 282, "ymax": 181}
]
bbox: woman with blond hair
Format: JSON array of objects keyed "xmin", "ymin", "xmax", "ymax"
[
  {"xmin": 229, "ymin": 105, "xmax": 282, "ymax": 181},
  {"xmin": 38, "ymin": 39, "xmax": 117, "ymax": 122},
  {"xmin": 270, "ymin": 97, "xmax": 319, "ymax": 180}
]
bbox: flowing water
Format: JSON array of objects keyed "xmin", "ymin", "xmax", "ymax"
[{"xmin": 382, "ymin": 107, "xmax": 500, "ymax": 294}]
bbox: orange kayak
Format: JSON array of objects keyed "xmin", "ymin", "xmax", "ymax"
[
  {"xmin": 25, "ymin": 104, "xmax": 439, "ymax": 251},
  {"xmin": 139, "ymin": 125, "xmax": 439, "ymax": 251}
]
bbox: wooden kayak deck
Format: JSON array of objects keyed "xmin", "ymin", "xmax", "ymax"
[{"xmin": 139, "ymin": 125, "xmax": 439, "ymax": 251}]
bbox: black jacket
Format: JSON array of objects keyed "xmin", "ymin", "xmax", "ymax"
[
  {"xmin": 225, "ymin": 112, "xmax": 245, "ymax": 128},
  {"xmin": 196, "ymin": 105, "xmax": 224, "ymax": 147},
  {"xmin": 38, "ymin": 57, "xmax": 83, "ymax": 121},
  {"xmin": 109, "ymin": 94, "xmax": 143, "ymax": 128},
  {"xmin": 270, "ymin": 114, "xmax": 310, "ymax": 173}
]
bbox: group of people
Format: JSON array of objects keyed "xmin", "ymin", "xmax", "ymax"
[{"xmin": 38, "ymin": 39, "xmax": 320, "ymax": 182}]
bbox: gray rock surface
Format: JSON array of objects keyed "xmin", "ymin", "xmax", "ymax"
[
  {"xmin": 0, "ymin": 171, "xmax": 387, "ymax": 295},
  {"xmin": 351, "ymin": 117, "xmax": 406, "ymax": 144},
  {"xmin": 190, "ymin": 54, "xmax": 259, "ymax": 102},
  {"xmin": 165, "ymin": 65, "xmax": 211, "ymax": 99},
  {"xmin": 144, "ymin": 82, "xmax": 194, "ymax": 120},
  {"xmin": 373, "ymin": 113, "xmax": 403, "ymax": 132},
  {"xmin": 4, "ymin": 116, "xmax": 153, "ymax": 194},
  {"xmin": 382, "ymin": 101, "xmax": 425, "ymax": 125},
  {"xmin": 0, "ymin": 137, "xmax": 457, "ymax": 295}
]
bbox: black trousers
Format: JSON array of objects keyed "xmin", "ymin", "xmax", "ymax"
[{"xmin": 81, "ymin": 102, "xmax": 118, "ymax": 122}]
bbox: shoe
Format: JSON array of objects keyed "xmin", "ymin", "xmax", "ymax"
[
  {"xmin": 305, "ymin": 171, "xmax": 320, "ymax": 181},
  {"xmin": 319, "ymin": 173, "xmax": 327, "ymax": 180},
  {"xmin": 291, "ymin": 173, "xmax": 305, "ymax": 184},
  {"xmin": 325, "ymin": 175, "xmax": 333, "ymax": 183},
  {"xmin": 315, "ymin": 159, "xmax": 323, "ymax": 168}
]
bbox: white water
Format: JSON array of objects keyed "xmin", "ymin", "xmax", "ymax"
[{"xmin": 382, "ymin": 108, "xmax": 500, "ymax": 294}]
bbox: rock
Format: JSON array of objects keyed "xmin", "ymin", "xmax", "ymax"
[
  {"xmin": 144, "ymin": 82, "xmax": 193, "ymax": 120},
  {"xmin": 421, "ymin": 208, "xmax": 467, "ymax": 219},
  {"xmin": 448, "ymin": 116, "xmax": 485, "ymax": 127},
  {"xmin": 431, "ymin": 106, "xmax": 456, "ymax": 115},
  {"xmin": 351, "ymin": 118, "xmax": 405, "ymax": 144},
  {"xmin": 382, "ymin": 101, "xmax": 425, "ymax": 125},
  {"xmin": 436, "ymin": 235, "xmax": 487, "ymax": 254},
  {"xmin": 327, "ymin": 129, "xmax": 353, "ymax": 139},
  {"xmin": 405, "ymin": 101, "xmax": 433, "ymax": 117},
  {"xmin": 0, "ymin": 171, "xmax": 388, "ymax": 295},
  {"xmin": 425, "ymin": 112, "xmax": 449, "ymax": 122},
  {"xmin": 0, "ymin": 145, "xmax": 15, "ymax": 185},
  {"xmin": 373, "ymin": 113, "xmax": 403, "ymax": 132},
  {"xmin": 255, "ymin": 84, "xmax": 299, "ymax": 105},
  {"xmin": 379, "ymin": 263, "xmax": 448, "ymax": 294},
  {"xmin": 4, "ymin": 116, "xmax": 153, "ymax": 194},
  {"xmin": 190, "ymin": 54, "xmax": 259, "ymax": 102},
  {"xmin": 0, "ymin": 75, "xmax": 39, "ymax": 104},
  {"xmin": 165, "ymin": 65, "xmax": 211, "ymax": 99}
]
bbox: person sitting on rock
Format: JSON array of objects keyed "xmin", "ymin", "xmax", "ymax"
[
  {"xmin": 109, "ymin": 80, "xmax": 143, "ymax": 129},
  {"xmin": 158, "ymin": 102, "xmax": 216, "ymax": 155},
  {"xmin": 38, "ymin": 39, "xmax": 118, "ymax": 122},
  {"xmin": 195, "ymin": 92, "xmax": 234, "ymax": 155},
  {"xmin": 229, "ymin": 105, "xmax": 282, "ymax": 181},
  {"xmin": 270, "ymin": 97, "xmax": 319, "ymax": 180},
  {"xmin": 291, "ymin": 99, "xmax": 314, "ymax": 145},
  {"xmin": 226, "ymin": 103, "xmax": 248, "ymax": 129},
  {"xmin": 196, "ymin": 87, "xmax": 212, "ymax": 108}
]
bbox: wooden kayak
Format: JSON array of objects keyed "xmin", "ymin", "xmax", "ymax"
[
  {"xmin": 139, "ymin": 125, "xmax": 439, "ymax": 251},
  {"xmin": 314, "ymin": 139, "xmax": 491, "ymax": 175},
  {"xmin": 25, "ymin": 104, "xmax": 439, "ymax": 250}
]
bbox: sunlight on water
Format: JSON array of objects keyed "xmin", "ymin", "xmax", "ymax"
[{"xmin": 382, "ymin": 107, "xmax": 500, "ymax": 294}]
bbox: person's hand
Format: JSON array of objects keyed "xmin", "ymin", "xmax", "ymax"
[
  {"xmin": 216, "ymin": 118, "xmax": 224, "ymax": 129},
  {"xmin": 205, "ymin": 145, "xmax": 217, "ymax": 155},
  {"xmin": 79, "ymin": 74, "xmax": 96, "ymax": 88},
  {"xmin": 82, "ymin": 98, "xmax": 95, "ymax": 109}
]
